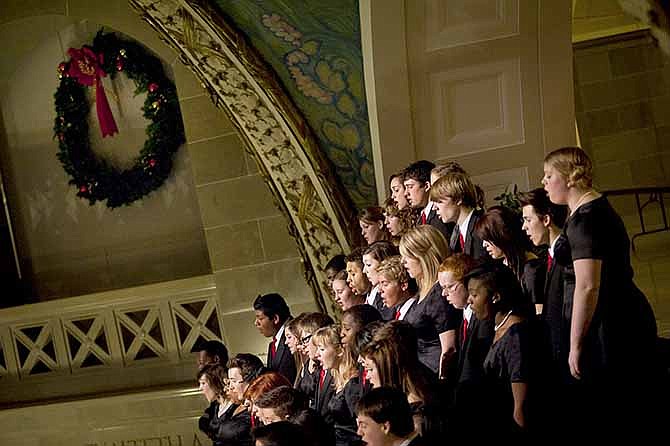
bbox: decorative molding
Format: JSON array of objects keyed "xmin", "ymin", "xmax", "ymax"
[{"xmin": 128, "ymin": 0, "xmax": 358, "ymax": 314}]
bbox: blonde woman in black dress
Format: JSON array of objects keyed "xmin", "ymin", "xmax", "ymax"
[{"xmin": 543, "ymin": 146, "xmax": 660, "ymax": 432}]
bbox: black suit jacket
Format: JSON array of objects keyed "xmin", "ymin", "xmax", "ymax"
[
  {"xmin": 449, "ymin": 209, "xmax": 489, "ymax": 260},
  {"xmin": 267, "ymin": 330, "xmax": 297, "ymax": 383},
  {"xmin": 543, "ymin": 250, "xmax": 569, "ymax": 365},
  {"xmin": 314, "ymin": 368, "xmax": 336, "ymax": 417},
  {"xmin": 457, "ymin": 316, "xmax": 494, "ymax": 384},
  {"xmin": 417, "ymin": 205, "xmax": 454, "ymax": 244}
]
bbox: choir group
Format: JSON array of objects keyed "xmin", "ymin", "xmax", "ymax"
[{"xmin": 196, "ymin": 147, "xmax": 668, "ymax": 445}]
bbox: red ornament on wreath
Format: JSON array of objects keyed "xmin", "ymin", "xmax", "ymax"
[
  {"xmin": 148, "ymin": 82, "xmax": 159, "ymax": 93},
  {"xmin": 79, "ymin": 185, "xmax": 88, "ymax": 193},
  {"xmin": 66, "ymin": 46, "xmax": 118, "ymax": 138}
]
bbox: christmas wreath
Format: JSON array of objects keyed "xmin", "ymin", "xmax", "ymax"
[{"xmin": 53, "ymin": 30, "xmax": 185, "ymax": 208}]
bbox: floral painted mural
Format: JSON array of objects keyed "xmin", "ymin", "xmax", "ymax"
[{"xmin": 212, "ymin": 0, "xmax": 376, "ymax": 208}]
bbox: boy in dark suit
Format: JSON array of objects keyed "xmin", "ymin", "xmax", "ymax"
[
  {"xmin": 253, "ymin": 293, "xmax": 297, "ymax": 383},
  {"xmin": 402, "ymin": 160, "xmax": 453, "ymax": 241}
]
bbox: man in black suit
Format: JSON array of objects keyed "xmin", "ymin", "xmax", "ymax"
[
  {"xmin": 355, "ymin": 387, "xmax": 426, "ymax": 446},
  {"xmin": 430, "ymin": 172, "xmax": 489, "ymax": 261},
  {"xmin": 253, "ymin": 293, "xmax": 297, "ymax": 383},
  {"xmin": 313, "ymin": 365, "xmax": 336, "ymax": 418},
  {"xmin": 402, "ymin": 160, "xmax": 453, "ymax": 241},
  {"xmin": 196, "ymin": 339, "xmax": 229, "ymax": 371}
]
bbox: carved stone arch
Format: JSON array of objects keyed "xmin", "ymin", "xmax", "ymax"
[{"xmin": 129, "ymin": 0, "xmax": 358, "ymax": 312}]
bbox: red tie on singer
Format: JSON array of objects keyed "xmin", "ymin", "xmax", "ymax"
[
  {"xmin": 421, "ymin": 210, "xmax": 427, "ymax": 224},
  {"xmin": 461, "ymin": 318, "xmax": 468, "ymax": 347},
  {"xmin": 459, "ymin": 232, "xmax": 465, "ymax": 251},
  {"xmin": 270, "ymin": 336, "xmax": 277, "ymax": 359},
  {"xmin": 547, "ymin": 253, "xmax": 553, "ymax": 271},
  {"xmin": 362, "ymin": 369, "xmax": 368, "ymax": 385},
  {"xmin": 394, "ymin": 309, "xmax": 401, "ymax": 320}
]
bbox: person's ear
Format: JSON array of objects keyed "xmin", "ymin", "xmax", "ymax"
[
  {"xmin": 541, "ymin": 214, "xmax": 551, "ymax": 228},
  {"xmin": 272, "ymin": 314, "xmax": 281, "ymax": 326},
  {"xmin": 492, "ymin": 292, "xmax": 501, "ymax": 304},
  {"xmin": 382, "ymin": 421, "xmax": 391, "ymax": 435},
  {"xmin": 401, "ymin": 281, "xmax": 408, "ymax": 292},
  {"xmin": 424, "ymin": 181, "xmax": 431, "ymax": 191}
]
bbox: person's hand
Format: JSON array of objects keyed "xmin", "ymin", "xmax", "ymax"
[{"xmin": 569, "ymin": 346, "xmax": 582, "ymax": 379}]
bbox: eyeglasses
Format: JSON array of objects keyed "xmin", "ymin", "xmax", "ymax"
[
  {"xmin": 444, "ymin": 282, "xmax": 460, "ymax": 293},
  {"xmin": 300, "ymin": 334, "xmax": 313, "ymax": 345}
]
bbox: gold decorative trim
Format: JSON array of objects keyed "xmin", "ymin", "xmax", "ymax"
[{"xmin": 129, "ymin": 0, "xmax": 358, "ymax": 314}]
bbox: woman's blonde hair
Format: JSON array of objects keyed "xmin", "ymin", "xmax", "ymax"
[
  {"xmin": 312, "ymin": 325, "xmax": 358, "ymax": 391},
  {"xmin": 399, "ymin": 225, "xmax": 450, "ymax": 297},
  {"xmin": 544, "ymin": 146, "xmax": 593, "ymax": 189}
]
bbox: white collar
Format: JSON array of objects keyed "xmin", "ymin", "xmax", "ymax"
[
  {"xmin": 367, "ymin": 285, "xmax": 379, "ymax": 306},
  {"xmin": 274, "ymin": 323, "xmax": 286, "ymax": 345},
  {"xmin": 398, "ymin": 431, "xmax": 419, "ymax": 446},
  {"xmin": 549, "ymin": 235, "xmax": 560, "ymax": 258},
  {"xmin": 397, "ymin": 297, "xmax": 416, "ymax": 320},
  {"xmin": 458, "ymin": 208, "xmax": 475, "ymax": 242},
  {"xmin": 421, "ymin": 201, "xmax": 433, "ymax": 220},
  {"xmin": 463, "ymin": 304, "xmax": 473, "ymax": 323}
]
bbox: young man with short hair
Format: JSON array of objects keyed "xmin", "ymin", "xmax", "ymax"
[
  {"xmin": 253, "ymin": 293, "xmax": 296, "ymax": 383},
  {"xmin": 356, "ymin": 387, "xmax": 424, "ymax": 446},
  {"xmin": 402, "ymin": 160, "xmax": 452, "ymax": 241}
]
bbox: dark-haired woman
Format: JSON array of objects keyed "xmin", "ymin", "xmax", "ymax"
[
  {"xmin": 475, "ymin": 206, "xmax": 545, "ymax": 315},
  {"xmin": 199, "ymin": 363, "xmax": 253, "ymax": 446},
  {"xmin": 359, "ymin": 207, "xmax": 390, "ymax": 245},
  {"xmin": 465, "ymin": 264, "xmax": 547, "ymax": 433}
]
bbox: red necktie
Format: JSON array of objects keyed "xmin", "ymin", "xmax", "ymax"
[
  {"xmin": 547, "ymin": 253, "xmax": 553, "ymax": 271},
  {"xmin": 362, "ymin": 369, "xmax": 368, "ymax": 385},
  {"xmin": 319, "ymin": 369, "xmax": 326, "ymax": 389},
  {"xmin": 394, "ymin": 309, "xmax": 401, "ymax": 320},
  {"xmin": 270, "ymin": 336, "xmax": 277, "ymax": 359},
  {"xmin": 459, "ymin": 232, "xmax": 465, "ymax": 251},
  {"xmin": 421, "ymin": 211, "xmax": 427, "ymax": 224},
  {"xmin": 461, "ymin": 318, "xmax": 468, "ymax": 347}
]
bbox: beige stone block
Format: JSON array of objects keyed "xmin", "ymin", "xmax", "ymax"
[
  {"xmin": 650, "ymin": 97, "xmax": 670, "ymax": 127},
  {"xmin": 580, "ymin": 75, "xmax": 648, "ymax": 110},
  {"xmin": 591, "ymin": 127, "xmax": 657, "ymax": 164},
  {"xmin": 575, "ymin": 51, "xmax": 611, "ymax": 84},
  {"xmin": 618, "ymin": 101, "xmax": 653, "ymax": 132},
  {"xmin": 593, "ymin": 160, "xmax": 633, "ymax": 190},
  {"xmin": 585, "ymin": 108, "xmax": 620, "ymax": 137},
  {"xmin": 205, "ymin": 222, "xmax": 264, "ymax": 270},
  {"xmin": 0, "ymin": 0, "xmax": 65, "ymax": 24},
  {"xmin": 608, "ymin": 45, "xmax": 645, "ymax": 77},
  {"xmin": 630, "ymin": 155, "xmax": 666, "ymax": 187},
  {"xmin": 196, "ymin": 174, "xmax": 279, "ymax": 227},
  {"xmin": 259, "ymin": 216, "xmax": 299, "ymax": 261},
  {"xmin": 188, "ymin": 134, "xmax": 246, "ymax": 185},
  {"xmin": 173, "ymin": 59, "xmax": 204, "ymax": 99},
  {"xmin": 214, "ymin": 259, "xmax": 312, "ymax": 314},
  {"xmin": 647, "ymin": 69, "xmax": 669, "ymax": 97},
  {"xmin": 220, "ymin": 309, "xmax": 269, "ymax": 358},
  {"xmin": 180, "ymin": 95, "xmax": 234, "ymax": 142},
  {"xmin": 245, "ymin": 151, "xmax": 261, "ymax": 175},
  {"xmin": 606, "ymin": 195, "xmax": 639, "ymax": 219}
]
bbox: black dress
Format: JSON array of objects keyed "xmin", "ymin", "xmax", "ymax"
[
  {"xmin": 198, "ymin": 401, "xmax": 252, "ymax": 446},
  {"xmin": 325, "ymin": 377, "xmax": 364, "ymax": 446},
  {"xmin": 555, "ymin": 196, "xmax": 657, "ymax": 377},
  {"xmin": 554, "ymin": 196, "xmax": 661, "ymax": 431},
  {"xmin": 482, "ymin": 319, "xmax": 547, "ymax": 434},
  {"xmin": 404, "ymin": 282, "xmax": 462, "ymax": 374}
]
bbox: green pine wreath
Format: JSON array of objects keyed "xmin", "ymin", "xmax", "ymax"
[{"xmin": 53, "ymin": 30, "xmax": 185, "ymax": 208}]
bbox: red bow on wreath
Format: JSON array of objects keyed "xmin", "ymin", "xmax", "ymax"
[{"xmin": 66, "ymin": 46, "xmax": 118, "ymax": 138}]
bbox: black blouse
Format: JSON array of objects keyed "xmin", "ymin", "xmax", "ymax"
[
  {"xmin": 198, "ymin": 401, "xmax": 252, "ymax": 446},
  {"xmin": 404, "ymin": 282, "xmax": 462, "ymax": 374},
  {"xmin": 326, "ymin": 376, "xmax": 364, "ymax": 446}
]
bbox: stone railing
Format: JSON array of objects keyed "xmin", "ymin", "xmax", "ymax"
[{"xmin": 0, "ymin": 275, "xmax": 223, "ymax": 406}]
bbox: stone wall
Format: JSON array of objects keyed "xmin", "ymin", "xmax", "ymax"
[{"xmin": 574, "ymin": 30, "xmax": 670, "ymax": 193}]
